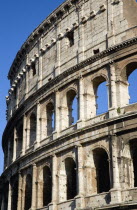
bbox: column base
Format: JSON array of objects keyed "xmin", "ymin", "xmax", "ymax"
[
  {"xmin": 109, "ymin": 108, "xmax": 118, "ymax": 118},
  {"xmin": 74, "ymin": 195, "xmax": 85, "ymax": 210},
  {"xmin": 48, "ymin": 202, "xmax": 58, "ymax": 210},
  {"xmin": 77, "ymin": 120, "xmax": 85, "ymax": 129},
  {"xmin": 110, "ymin": 188, "xmax": 122, "ymax": 204},
  {"xmin": 53, "ymin": 130, "xmax": 60, "ymax": 140}
]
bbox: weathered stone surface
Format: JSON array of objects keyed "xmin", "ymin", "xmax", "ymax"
[{"xmin": 1, "ymin": 0, "xmax": 137, "ymax": 210}]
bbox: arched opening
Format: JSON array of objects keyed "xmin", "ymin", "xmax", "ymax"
[
  {"xmin": 16, "ymin": 121, "xmax": 23, "ymax": 158},
  {"xmin": 120, "ymin": 62, "xmax": 137, "ymax": 106},
  {"xmin": 4, "ymin": 144, "xmax": 8, "ymax": 169},
  {"xmin": 67, "ymin": 90, "xmax": 78, "ymax": 126},
  {"xmin": 9, "ymin": 135, "xmax": 14, "ymax": 165},
  {"xmin": 46, "ymin": 102, "xmax": 55, "ymax": 136},
  {"xmin": 130, "ymin": 140, "xmax": 137, "ymax": 187},
  {"xmin": 3, "ymin": 182, "xmax": 9, "ymax": 210},
  {"xmin": 43, "ymin": 166, "xmax": 52, "ymax": 206},
  {"xmin": 126, "ymin": 63, "xmax": 137, "ymax": 104},
  {"xmin": 24, "ymin": 174, "xmax": 32, "ymax": 210},
  {"xmin": 93, "ymin": 148, "xmax": 110, "ymax": 193},
  {"xmin": 11, "ymin": 176, "xmax": 18, "ymax": 210},
  {"xmin": 65, "ymin": 158, "xmax": 77, "ymax": 200},
  {"xmin": 29, "ymin": 113, "xmax": 36, "ymax": 146},
  {"xmin": 93, "ymin": 76, "xmax": 108, "ymax": 115}
]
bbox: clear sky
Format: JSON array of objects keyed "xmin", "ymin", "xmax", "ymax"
[
  {"xmin": 1, "ymin": 0, "xmax": 137, "ymax": 176},
  {"xmin": 0, "ymin": 0, "xmax": 65, "ymax": 175}
]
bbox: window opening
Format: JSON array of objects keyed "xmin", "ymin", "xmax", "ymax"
[
  {"xmin": 93, "ymin": 49, "xmax": 100, "ymax": 54},
  {"xmin": 16, "ymin": 122, "xmax": 23, "ymax": 158},
  {"xmin": 29, "ymin": 113, "xmax": 36, "ymax": 146},
  {"xmin": 93, "ymin": 148, "xmax": 110, "ymax": 193},
  {"xmin": 130, "ymin": 140, "xmax": 137, "ymax": 187},
  {"xmin": 67, "ymin": 31, "xmax": 74, "ymax": 47},
  {"xmin": 65, "ymin": 158, "xmax": 77, "ymax": 200},
  {"xmin": 3, "ymin": 182, "xmax": 9, "ymax": 210},
  {"xmin": 46, "ymin": 102, "xmax": 55, "ymax": 136},
  {"xmin": 93, "ymin": 77, "xmax": 108, "ymax": 115},
  {"xmin": 32, "ymin": 63, "xmax": 36, "ymax": 76},
  {"xmin": 25, "ymin": 174, "xmax": 32, "ymax": 210},
  {"xmin": 128, "ymin": 69, "xmax": 137, "ymax": 104},
  {"xmin": 67, "ymin": 90, "xmax": 78, "ymax": 126},
  {"xmin": 11, "ymin": 178, "xmax": 18, "ymax": 210},
  {"xmin": 43, "ymin": 166, "xmax": 52, "ymax": 206}
]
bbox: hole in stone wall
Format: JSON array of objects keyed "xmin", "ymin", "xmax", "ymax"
[
  {"xmin": 128, "ymin": 69, "xmax": 137, "ymax": 104},
  {"xmin": 67, "ymin": 90, "xmax": 78, "ymax": 126},
  {"xmin": 43, "ymin": 166, "xmax": 52, "ymax": 206},
  {"xmin": 65, "ymin": 158, "xmax": 77, "ymax": 200},
  {"xmin": 16, "ymin": 120, "xmax": 23, "ymax": 158},
  {"xmin": 29, "ymin": 113, "xmax": 36, "ymax": 146},
  {"xmin": 11, "ymin": 176, "xmax": 18, "ymax": 210},
  {"xmin": 46, "ymin": 102, "xmax": 55, "ymax": 136},
  {"xmin": 25, "ymin": 174, "xmax": 32, "ymax": 210},
  {"xmin": 93, "ymin": 76, "xmax": 108, "ymax": 115},
  {"xmin": 130, "ymin": 140, "xmax": 137, "ymax": 187},
  {"xmin": 66, "ymin": 31, "xmax": 74, "ymax": 47},
  {"xmin": 3, "ymin": 182, "xmax": 9, "ymax": 210},
  {"xmin": 93, "ymin": 49, "xmax": 100, "ymax": 54},
  {"xmin": 93, "ymin": 148, "xmax": 110, "ymax": 193},
  {"xmin": 32, "ymin": 63, "xmax": 36, "ymax": 76},
  {"xmin": 9, "ymin": 134, "xmax": 14, "ymax": 165}
]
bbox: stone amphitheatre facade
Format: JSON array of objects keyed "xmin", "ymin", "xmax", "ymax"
[{"xmin": 1, "ymin": 0, "xmax": 137, "ymax": 209}]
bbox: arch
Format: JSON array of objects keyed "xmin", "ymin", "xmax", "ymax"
[
  {"xmin": 9, "ymin": 134, "xmax": 14, "ymax": 165},
  {"xmin": 46, "ymin": 102, "xmax": 55, "ymax": 136},
  {"xmin": 93, "ymin": 148, "xmax": 110, "ymax": 193},
  {"xmin": 129, "ymin": 139, "xmax": 137, "ymax": 187},
  {"xmin": 43, "ymin": 165, "xmax": 52, "ymax": 206},
  {"xmin": 11, "ymin": 175, "xmax": 18, "ymax": 210},
  {"xmin": 29, "ymin": 113, "xmax": 36, "ymax": 146},
  {"xmin": 65, "ymin": 157, "xmax": 77, "ymax": 200},
  {"xmin": 120, "ymin": 62, "xmax": 137, "ymax": 105},
  {"xmin": 3, "ymin": 182, "xmax": 9, "ymax": 210},
  {"xmin": 16, "ymin": 120, "xmax": 23, "ymax": 158},
  {"xmin": 24, "ymin": 174, "xmax": 32, "ymax": 210},
  {"xmin": 92, "ymin": 75, "xmax": 108, "ymax": 115},
  {"xmin": 58, "ymin": 156, "xmax": 77, "ymax": 202},
  {"xmin": 67, "ymin": 89, "xmax": 78, "ymax": 126}
]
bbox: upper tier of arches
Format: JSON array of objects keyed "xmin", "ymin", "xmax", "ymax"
[{"xmin": 6, "ymin": 0, "xmax": 137, "ymax": 121}]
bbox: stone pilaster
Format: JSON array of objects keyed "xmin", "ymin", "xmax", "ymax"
[
  {"xmin": 53, "ymin": 91, "xmax": 60, "ymax": 139},
  {"xmin": 12, "ymin": 127, "xmax": 17, "ymax": 162},
  {"xmin": 38, "ymin": 37, "xmax": 43, "ymax": 89},
  {"xmin": 35, "ymin": 102, "xmax": 41, "ymax": 148},
  {"xmin": 50, "ymin": 155, "xmax": 58, "ymax": 210},
  {"xmin": 77, "ymin": 77, "xmax": 85, "ymax": 129},
  {"xmin": 109, "ymin": 64, "xmax": 118, "ymax": 116},
  {"xmin": 110, "ymin": 134, "xmax": 121, "ymax": 204},
  {"xmin": 55, "ymin": 23, "xmax": 61, "ymax": 76},
  {"xmin": 31, "ymin": 164, "xmax": 37, "ymax": 210},
  {"xmin": 7, "ymin": 140, "xmax": 10, "ymax": 166},
  {"xmin": 7, "ymin": 182, "xmax": 11, "ymax": 210},
  {"xmin": 25, "ymin": 56, "xmax": 29, "ymax": 99},
  {"xmin": 1, "ymin": 197, "xmax": 4, "ymax": 210},
  {"xmin": 21, "ymin": 114, "xmax": 27, "ymax": 156},
  {"xmin": 21, "ymin": 175, "xmax": 26, "ymax": 210},
  {"xmin": 17, "ymin": 172, "xmax": 22, "ymax": 210},
  {"xmin": 75, "ymin": 145, "xmax": 85, "ymax": 209},
  {"xmin": 37, "ymin": 180, "xmax": 43, "ymax": 209}
]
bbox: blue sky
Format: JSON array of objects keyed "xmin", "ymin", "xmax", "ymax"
[{"xmin": 0, "ymin": 0, "xmax": 65, "ymax": 175}]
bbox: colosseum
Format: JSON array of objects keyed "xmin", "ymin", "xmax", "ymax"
[{"xmin": 1, "ymin": 0, "xmax": 137, "ymax": 209}]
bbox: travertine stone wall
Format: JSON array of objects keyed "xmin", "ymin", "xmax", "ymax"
[{"xmin": 1, "ymin": 0, "xmax": 137, "ymax": 210}]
